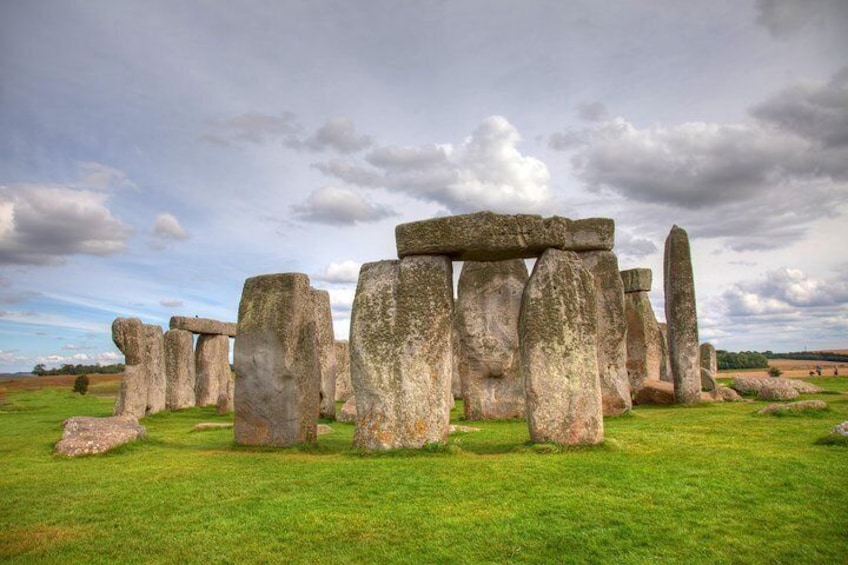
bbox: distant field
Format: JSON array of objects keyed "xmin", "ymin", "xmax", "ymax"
[{"xmin": 0, "ymin": 374, "xmax": 123, "ymax": 395}]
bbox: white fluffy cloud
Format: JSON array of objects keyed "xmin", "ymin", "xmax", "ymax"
[
  {"xmin": 0, "ymin": 184, "xmax": 134, "ymax": 265},
  {"xmin": 316, "ymin": 116, "xmax": 553, "ymax": 214},
  {"xmin": 314, "ymin": 260, "xmax": 361, "ymax": 284},
  {"xmin": 292, "ymin": 186, "xmax": 396, "ymax": 225},
  {"xmin": 151, "ymin": 213, "xmax": 189, "ymax": 249}
]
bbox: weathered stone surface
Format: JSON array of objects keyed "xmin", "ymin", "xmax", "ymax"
[
  {"xmin": 195, "ymin": 334, "xmax": 230, "ymax": 407},
  {"xmin": 658, "ymin": 322, "xmax": 672, "ymax": 383},
  {"xmin": 54, "ymin": 416, "xmax": 146, "ymax": 457},
  {"xmin": 620, "ymin": 268, "xmax": 652, "ymax": 293},
  {"xmin": 581, "ymin": 251, "xmax": 631, "ymax": 416},
  {"xmin": 700, "ymin": 343, "xmax": 717, "ymax": 374},
  {"xmin": 451, "ymin": 329, "xmax": 463, "ymax": 400},
  {"xmin": 312, "ymin": 289, "xmax": 337, "ymax": 419},
  {"xmin": 520, "ymin": 249, "xmax": 603, "ymax": 445},
  {"xmin": 112, "ymin": 318, "xmax": 148, "ymax": 418},
  {"xmin": 758, "ymin": 399, "xmax": 827, "ymax": 415},
  {"xmin": 337, "ymin": 396, "xmax": 357, "ymax": 423},
  {"xmin": 700, "ymin": 367, "xmax": 717, "ymax": 392},
  {"xmin": 757, "ymin": 382, "xmax": 800, "ymax": 401},
  {"xmin": 832, "ymin": 422, "xmax": 848, "ymax": 437},
  {"xmin": 455, "ymin": 259, "xmax": 527, "ymax": 420},
  {"xmin": 731, "ymin": 376, "xmax": 822, "ymax": 395},
  {"xmin": 143, "ymin": 324, "xmax": 166, "ymax": 414},
  {"xmin": 711, "ymin": 386, "xmax": 743, "ymax": 402},
  {"xmin": 333, "ymin": 340, "xmax": 352, "ymax": 402},
  {"xmin": 396, "ymin": 212, "xmax": 614, "ymax": 261},
  {"xmin": 664, "ymin": 225, "xmax": 700, "ymax": 404},
  {"xmin": 164, "ymin": 329, "xmax": 196, "ymax": 410},
  {"xmin": 350, "ymin": 256, "xmax": 454, "ymax": 450},
  {"xmin": 216, "ymin": 377, "xmax": 234, "ymax": 415},
  {"xmin": 192, "ymin": 422, "xmax": 233, "ymax": 432},
  {"xmin": 317, "ymin": 424, "xmax": 334, "ymax": 435},
  {"xmin": 169, "ymin": 316, "xmax": 237, "ymax": 337},
  {"xmin": 449, "ymin": 425, "xmax": 481, "ymax": 434},
  {"xmin": 624, "ymin": 292, "xmax": 663, "ymax": 393},
  {"xmin": 233, "ymin": 273, "xmax": 321, "ymax": 447},
  {"xmin": 632, "ymin": 380, "xmax": 676, "ymax": 405}
]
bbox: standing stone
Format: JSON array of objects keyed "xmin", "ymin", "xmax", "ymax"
[
  {"xmin": 451, "ymin": 329, "xmax": 463, "ymax": 400},
  {"xmin": 164, "ymin": 329, "xmax": 196, "ymax": 410},
  {"xmin": 217, "ymin": 377, "xmax": 234, "ymax": 415},
  {"xmin": 350, "ymin": 256, "xmax": 454, "ymax": 450},
  {"xmin": 658, "ymin": 323, "xmax": 672, "ymax": 383},
  {"xmin": 455, "ymin": 259, "xmax": 527, "ymax": 420},
  {"xmin": 664, "ymin": 225, "xmax": 700, "ymax": 404},
  {"xmin": 700, "ymin": 343, "xmax": 718, "ymax": 391},
  {"xmin": 312, "ymin": 289, "xmax": 337, "ymax": 419},
  {"xmin": 580, "ymin": 252, "xmax": 631, "ymax": 415},
  {"xmin": 333, "ymin": 340, "xmax": 353, "ymax": 402},
  {"xmin": 621, "ymin": 269, "xmax": 663, "ymax": 393},
  {"xmin": 233, "ymin": 273, "xmax": 321, "ymax": 447},
  {"xmin": 195, "ymin": 334, "xmax": 230, "ymax": 407},
  {"xmin": 520, "ymin": 249, "xmax": 603, "ymax": 446},
  {"xmin": 143, "ymin": 325, "xmax": 166, "ymax": 415},
  {"xmin": 112, "ymin": 318, "xmax": 148, "ymax": 418}
]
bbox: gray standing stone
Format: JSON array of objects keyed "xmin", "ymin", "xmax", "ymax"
[
  {"xmin": 451, "ymin": 329, "xmax": 463, "ymax": 400},
  {"xmin": 658, "ymin": 323, "xmax": 672, "ymax": 383},
  {"xmin": 620, "ymin": 268, "xmax": 653, "ymax": 293},
  {"xmin": 455, "ymin": 259, "xmax": 527, "ymax": 420},
  {"xmin": 233, "ymin": 273, "xmax": 321, "ymax": 446},
  {"xmin": 195, "ymin": 334, "xmax": 230, "ymax": 407},
  {"xmin": 337, "ymin": 396, "xmax": 357, "ymax": 423},
  {"xmin": 699, "ymin": 343, "xmax": 718, "ymax": 391},
  {"xmin": 520, "ymin": 248, "xmax": 603, "ymax": 446},
  {"xmin": 112, "ymin": 318, "xmax": 148, "ymax": 418},
  {"xmin": 580, "ymin": 251, "xmax": 631, "ymax": 416},
  {"xmin": 396, "ymin": 212, "xmax": 614, "ymax": 261},
  {"xmin": 312, "ymin": 289, "xmax": 337, "ymax": 419},
  {"xmin": 623, "ymin": 290, "xmax": 663, "ymax": 393},
  {"xmin": 350, "ymin": 256, "xmax": 454, "ymax": 450},
  {"xmin": 143, "ymin": 325, "xmax": 166, "ymax": 415},
  {"xmin": 169, "ymin": 316, "xmax": 237, "ymax": 337},
  {"xmin": 664, "ymin": 225, "xmax": 701, "ymax": 404},
  {"xmin": 54, "ymin": 416, "xmax": 146, "ymax": 457},
  {"xmin": 164, "ymin": 329, "xmax": 196, "ymax": 410},
  {"xmin": 333, "ymin": 340, "xmax": 353, "ymax": 402},
  {"xmin": 217, "ymin": 377, "xmax": 234, "ymax": 415}
]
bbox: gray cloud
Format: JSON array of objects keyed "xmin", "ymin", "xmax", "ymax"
[
  {"xmin": 576, "ymin": 101, "xmax": 609, "ymax": 122},
  {"xmin": 159, "ymin": 299, "xmax": 184, "ymax": 308},
  {"xmin": 150, "ymin": 213, "xmax": 190, "ymax": 250},
  {"xmin": 755, "ymin": 0, "xmax": 848, "ymax": 39},
  {"xmin": 292, "ymin": 186, "xmax": 396, "ymax": 226},
  {"xmin": 204, "ymin": 112, "xmax": 303, "ymax": 147},
  {"xmin": 615, "ymin": 230, "xmax": 658, "ymax": 261},
  {"xmin": 0, "ymin": 184, "xmax": 134, "ymax": 266},
  {"xmin": 78, "ymin": 162, "xmax": 138, "ymax": 191},
  {"xmin": 313, "ymin": 260, "xmax": 361, "ymax": 284},
  {"xmin": 306, "ymin": 118, "xmax": 373, "ymax": 153}
]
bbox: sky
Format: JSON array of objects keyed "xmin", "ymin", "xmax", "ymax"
[{"xmin": 1, "ymin": 0, "xmax": 847, "ymax": 373}]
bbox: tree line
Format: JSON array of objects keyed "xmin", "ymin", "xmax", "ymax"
[
  {"xmin": 32, "ymin": 363, "xmax": 125, "ymax": 376},
  {"xmin": 716, "ymin": 351, "xmax": 769, "ymax": 370}
]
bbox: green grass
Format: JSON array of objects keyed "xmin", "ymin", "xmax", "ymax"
[{"xmin": 2, "ymin": 380, "xmax": 847, "ymax": 564}]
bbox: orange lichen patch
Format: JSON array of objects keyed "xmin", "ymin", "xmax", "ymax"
[{"xmin": 0, "ymin": 525, "xmax": 89, "ymax": 557}]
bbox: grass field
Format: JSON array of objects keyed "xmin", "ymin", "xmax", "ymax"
[{"xmin": 1, "ymin": 375, "xmax": 847, "ymax": 564}]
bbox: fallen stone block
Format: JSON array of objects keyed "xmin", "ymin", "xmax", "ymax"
[{"xmin": 54, "ymin": 416, "xmax": 146, "ymax": 457}]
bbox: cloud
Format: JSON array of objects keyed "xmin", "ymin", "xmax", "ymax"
[
  {"xmin": 722, "ymin": 267, "xmax": 848, "ymax": 319},
  {"xmin": 314, "ymin": 260, "xmax": 361, "ymax": 284},
  {"xmin": 317, "ymin": 116, "xmax": 553, "ymax": 214},
  {"xmin": 204, "ymin": 111, "xmax": 303, "ymax": 147},
  {"xmin": 159, "ymin": 299, "xmax": 184, "ymax": 308},
  {"xmin": 291, "ymin": 186, "xmax": 396, "ymax": 225},
  {"xmin": 0, "ymin": 184, "xmax": 134, "ymax": 266},
  {"xmin": 615, "ymin": 230, "xmax": 658, "ymax": 261},
  {"xmin": 755, "ymin": 0, "xmax": 848, "ymax": 39},
  {"xmin": 576, "ymin": 101, "xmax": 609, "ymax": 122},
  {"xmin": 306, "ymin": 118, "xmax": 373, "ymax": 153},
  {"xmin": 78, "ymin": 162, "xmax": 138, "ymax": 191},
  {"xmin": 62, "ymin": 344, "xmax": 97, "ymax": 351},
  {"xmin": 151, "ymin": 213, "xmax": 189, "ymax": 249}
]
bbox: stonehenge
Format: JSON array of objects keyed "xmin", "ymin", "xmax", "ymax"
[
  {"xmin": 664, "ymin": 225, "xmax": 701, "ymax": 404},
  {"xmin": 112, "ymin": 317, "xmax": 166, "ymax": 418},
  {"xmin": 333, "ymin": 340, "xmax": 352, "ymax": 402},
  {"xmin": 621, "ymin": 268, "xmax": 663, "ymax": 393},
  {"xmin": 312, "ymin": 289, "xmax": 338, "ymax": 420},
  {"xmin": 196, "ymin": 334, "xmax": 232, "ymax": 407},
  {"xmin": 699, "ymin": 343, "xmax": 718, "ymax": 392}
]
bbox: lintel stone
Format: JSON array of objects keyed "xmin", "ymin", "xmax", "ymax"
[
  {"xmin": 169, "ymin": 316, "xmax": 237, "ymax": 337},
  {"xmin": 620, "ymin": 268, "xmax": 652, "ymax": 293}
]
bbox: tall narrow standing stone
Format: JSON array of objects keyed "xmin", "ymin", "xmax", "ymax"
[
  {"xmin": 333, "ymin": 340, "xmax": 353, "ymax": 402},
  {"xmin": 580, "ymin": 251, "xmax": 631, "ymax": 415},
  {"xmin": 621, "ymin": 268, "xmax": 663, "ymax": 393},
  {"xmin": 143, "ymin": 325, "xmax": 166, "ymax": 415},
  {"xmin": 312, "ymin": 289, "xmax": 337, "ymax": 419},
  {"xmin": 455, "ymin": 259, "xmax": 527, "ymax": 420},
  {"xmin": 664, "ymin": 225, "xmax": 700, "ymax": 404},
  {"xmin": 520, "ymin": 249, "xmax": 603, "ymax": 445},
  {"xmin": 700, "ymin": 342, "xmax": 718, "ymax": 391},
  {"xmin": 165, "ymin": 329, "xmax": 196, "ymax": 410},
  {"xmin": 233, "ymin": 273, "xmax": 321, "ymax": 446},
  {"xmin": 350, "ymin": 256, "xmax": 454, "ymax": 450},
  {"xmin": 658, "ymin": 323, "xmax": 672, "ymax": 383},
  {"xmin": 195, "ymin": 334, "xmax": 230, "ymax": 407},
  {"xmin": 112, "ymin": 317, "xmax": 148, "ymax": 418}
]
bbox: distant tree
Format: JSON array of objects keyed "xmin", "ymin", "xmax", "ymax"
[
  {"xmin": 32, "ymin": 364, "xmax": 47, "ymax": 376},
  {"xmin": 767, "ymin": 366, "xmax": 782, "ymax": 378},
  {"xmin": 73, "ymin": 374, "xmax": 89, "ymax": 395}
]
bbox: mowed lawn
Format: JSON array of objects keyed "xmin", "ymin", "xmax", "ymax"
[{"xmin": 1, "ymin": 376, "xmax": 846, "ymax": 564}]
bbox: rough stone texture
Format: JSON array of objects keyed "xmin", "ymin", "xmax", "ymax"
[
  {"xmin": 164, "ymin": 329, "xmax": 196, "ymax": 410},
  {"xmin": 451, "ymin": 329, "xmax": 463, "ymax": 400},
  {"xmin": 731, "ymin": 376, "xmax": 823, "ymax": 395},
  {"xmin": 700, "ymin": 367, "xmax": 717, "ymax": 392},
  {"xmin": 54, "ymin": 416, "xmax": 146, "ymax": 457},
  {"xmin": 333, "ymin": 340, "xmax": 352, "ymax": 402},
  {"xmin": 833, "ymin": 422, "xmax": 848, "ymax": 437},
  {"xmin": 757, "ymin": 382, "xmax": 800, "ymax": 401},
  {"xmin": 711, "ymin": 386, "xmax": 743, "ymax": 402},
  {"xmin": 580, "ymin": 251, "xmax": 631, "ymax": 416},
  {"xmin": 233, "ymin": 273, "xmax": 321, "ymax": 447},
  {"xmin": 317, "ymin": 424, "xmax": 334, "ymax": 435},
  {"xmin": 632, "ymin": 380, "xmax": 676, "ymax": 405},
  {"xmin": 664, "ymin": 225, "xmax": 701, "ymax": 404},
  {"xmin": 620, "ymin": 268, "xmax": 652, "ymax": 293},
  {"xmin": 658, "ymin": 323, "xmax": 672, "ymax": 383},
  {"xmin": 758, "ymin": 400, "xmax": 828, "ymax": 415},
  {"xmin": 624, "ymin": 292, "xmax": 664, "ymax": 394},
  {"xmin": 455, "ymin": 259, "xmax": 527, "ymax": 420},
  {"xmin": 449, "ymin": 425, "xmax": 481, "ymax": 434},
  {"xmin": 195, "ymin": 334, "xmax": 230, "ymax": 407},
  {"xmin": 520, "ymin": 248, "xmax": 603, "ymax": 445},
  {"xmin": 112, "ymin": 318, "xmax": 148, "ymax": 418},
  {"xmin": 396, "ymin": 212, "xmax": 614, "ymax": 261},
  {"xmin": 350, "ymin": 256, "xmax": 454, "ymax": 450},
  {"xmin": 700, "ymin": 343, "xmax": 718, "ymax": 374},
  {"xmin": 216, "ymin": 377, "xmax": 234, "ymax": 415},
  {"xmin": 143, "ymin": 325, "xmax": 167, "ymax": 414},
  {"xmin": 312, "ymin": 289, "xmax": 337, "ymax": 419},
  {"xmin": 169, "ymin": 316, "xmax": 237, "ymax": 337},
  {"xmin": 337, "ymin": 396, "xmax": 357, "ymax": 423}
]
